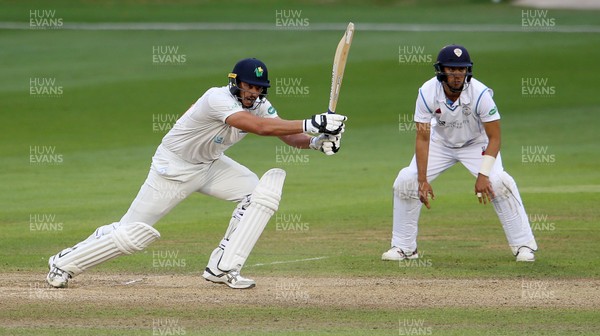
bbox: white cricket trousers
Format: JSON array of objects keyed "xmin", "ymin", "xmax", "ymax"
[
  {"xmin": 391, "ymin": 140, "xmax": 535, "ymax": 254},
  {"xmin": 79, "ymin": 144, "xmax": 258, "ymax": 243}
]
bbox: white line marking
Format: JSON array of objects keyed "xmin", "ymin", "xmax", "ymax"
[
  {"xmin": 247, "ymin": 256, "xmax": 329, "ymax": 267},
  {"xmin": 1, "ymin": 22, "xmax": 599, "ymax": 33},
  {"xmin": 123, "ymin": 278, "xmax": 144, "ymax": 285}
]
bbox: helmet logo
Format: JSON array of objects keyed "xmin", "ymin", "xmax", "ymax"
[
  {"xmin": 254, "ymin": 66, "xmax": 264, "ymax": 77},
  {"xmin": 454, "ymin": 48, "xmax": 462, "ymax": 57}
]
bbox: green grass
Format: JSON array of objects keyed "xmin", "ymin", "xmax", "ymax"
[
  {"xmin": 1, "ymin": 0, "xmax": 600, "ymax": 335},
  {"xmin": 3, "ymin": 0, "xmax": 600, "ymax": 25}
]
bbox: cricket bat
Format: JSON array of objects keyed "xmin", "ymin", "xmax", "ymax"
[{"xmin": 327, "ymin": 22, "xmax": 354, "ymax": 114}]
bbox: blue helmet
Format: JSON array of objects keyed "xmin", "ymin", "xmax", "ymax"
[
  {"xmin": 228, "ymin": 58, "xmax": 270, "ymax": 98},
  {"xmin": 434, "ymin": 44, "xmax": 473, "ymax": 84}
]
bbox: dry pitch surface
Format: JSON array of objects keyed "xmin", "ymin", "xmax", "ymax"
[{"xmin": 2, "ymin": 272, "xmax": 599, "ymax": 330}]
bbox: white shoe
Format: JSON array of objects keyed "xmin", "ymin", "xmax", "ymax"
[
  {"xmin": 516, "ymin": 246, "xmax": 535, "ymax": 262},
  {"xmin": 202, "ymin": 268, "xmax": 256, "ymax": 289},
  {"xmin": 381, "ymin": 247, "xmax": 419, "ymax": 261},
  {"xmin": 46, "ymin": 255, "xmax": 72, "ymax": 288}
]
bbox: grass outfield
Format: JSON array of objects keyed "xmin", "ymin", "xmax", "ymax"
[{"xmin": 1, "ymin": 1, "xmax": 600, "ymax": 335}]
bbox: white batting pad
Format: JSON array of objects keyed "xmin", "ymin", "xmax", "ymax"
[
  {"xmin": 490, "ymin": 171, "xmax": 536, "ymax": 252},
  {"xmin": 54, "ymin": 222, "xmax": 160, "ymax": 276},
  {"xmin": 218, "ymin": 168, "xmax": 286, "ymax": 271}
]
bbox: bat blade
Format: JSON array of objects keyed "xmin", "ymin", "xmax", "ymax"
[{"xmin": 328, "ymin": 22, "xmax": 354, "ymax": 114}]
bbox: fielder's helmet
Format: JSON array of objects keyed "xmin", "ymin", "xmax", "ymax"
[
  {"xmin": 228, "ymin": 58, "xmax": 270, "ymax": 97},
  {"xmin": 434, "ymin": 44, "xmax": 473, "ymax": 83}
]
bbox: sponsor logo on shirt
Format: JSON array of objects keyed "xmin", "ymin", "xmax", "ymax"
[
  {"xmin": 214, "ymin": 136, "xmax": 225, "ymax": 144},
  {"xmin": 268, "ymin": 106, "xmax": 277, "ymax": 115},
  {"xmin": 489, "ymin": 106, "xmax": 498, "ymax": 115}
]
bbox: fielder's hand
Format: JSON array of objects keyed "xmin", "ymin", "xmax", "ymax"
[
  {"xmin": 418, "ymin": 180, "xmax": 435, "ymax": 209},
  {"xmin": 475, "ymin": 174, "xmax": 495, "ymax": 205},
  {"xmin": 309, "ymin": 134, "xmax": 341, "ymax": 156},
  {"xmin": 303, "ymin": 113, "xmax": 347, "ymax": 135}
]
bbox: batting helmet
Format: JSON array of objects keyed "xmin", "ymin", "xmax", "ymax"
[
  {"xmin": 228, "ymin": 58, "xmax": 270, "ymax": 98},
  {"xmin": 433, "ymin": 45, "xmax": 473, "ymax": 84}
]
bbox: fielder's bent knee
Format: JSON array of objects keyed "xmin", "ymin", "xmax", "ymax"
[
  {"xmin": 490, "ymin": 171, "xmax": 515, "ymax": 199},
  {"xmin": 393, "ymin": 168, "xmax": 418, "ymax": 200}
]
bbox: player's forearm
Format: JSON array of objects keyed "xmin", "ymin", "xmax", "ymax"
[
  {"xmin": 227, "ymin": 112, "xmax": 345, "ymax": 137},
  {"xmin": 252, "ymin": 119, "xmax": 304, "ymax": 136},
  {"xmin": 226, "ymin": 112, "xmax": 303, "ymax": 136},
  {"xmin": 415, "ymin": 139, "xmax": 429, "ymax": 182},
  {"xmin": 484, "ymin": 137, "xmax": 500, "ymax": 158},
  {"xmin": 415, "ymin": 123, "xmax": 430, "ymax": 182},
  {"xmin": 479, "ymin": 123, "xmax": 501, "ymax": 177},
  {"xmin": 482, "ymin": 120, "xmax": 501, "ymax": 158},
  {"xmin": 279, "ymin": 134, "xmax": 312, "ymax": 149}
]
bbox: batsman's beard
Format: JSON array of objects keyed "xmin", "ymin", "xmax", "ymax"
[
  {"xmin": 446, "ymin": 78, "xmax": 469, "ymax": 93},
  {"xmin": 240, "ymin": 95, "xmax": 266, "ymax": 110}
]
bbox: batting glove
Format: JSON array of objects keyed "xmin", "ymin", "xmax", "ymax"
[
  {"xmin": 303, "ymin": 113, "xmax": 347, "ymax": 135},
  {"xmin": 309, "ymin": 134, "xmax": 341, "ymax": 156}
]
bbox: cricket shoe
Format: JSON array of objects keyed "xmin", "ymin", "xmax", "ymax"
[
  {"xmin": 381, "ymin": 247, "xmax": 419, "ymax": 261},
  {"xmin": 46, "ymin": 254, "xmax": 72, "ymax": 288},
  {"xmin": 202, "ymin": 267, "xmax": 256, "ymax": 289},
  {"xmin": 515, "ymin": 246, "xmax": 535, "ymax": 262}
]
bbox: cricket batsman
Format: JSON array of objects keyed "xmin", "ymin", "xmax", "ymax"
[
  {"xmin": 47, "ymin": 58, "xmax": 347, "ymax": 289},
  {"xmin": 382, "ymin": 45, "xmax": 537, "ymax": 262}
]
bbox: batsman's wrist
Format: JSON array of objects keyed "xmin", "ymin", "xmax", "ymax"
[
  {"xmin": 479, "ymin": 155, "xmax": 496, "ymax": 177},
  {"xmin": 303, "ymin": 119, "xmax": 316, "ymax": 134},
  {"xmin": 309, "ymin": 136, "xmax": 319, "ymax": 150}
]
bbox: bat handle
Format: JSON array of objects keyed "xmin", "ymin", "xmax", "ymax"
[{"xmin": 327, "ymin": 109, "xmax": 335, "ymax": 114}]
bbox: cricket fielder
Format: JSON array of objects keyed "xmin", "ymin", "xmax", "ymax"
[
  {"xmin": 382, "ymin": 45, "xmax": 537, "ymax": 262},
  {"xmin": 47, "ymin": 58, "xmax": 347, "ymax": 289}
]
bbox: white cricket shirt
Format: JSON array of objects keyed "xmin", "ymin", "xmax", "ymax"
[
  {"xmin": 414, "ymin": 77, "xmax": 500, "ymax": 148},
  {"xmin": 162, "ymin": 86, "xmax": 278, "ymax": 163}
]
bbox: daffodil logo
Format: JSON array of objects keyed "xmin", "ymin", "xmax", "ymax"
[{"xmin": 255, "ymin": 66, "xmax": 264, "ymax": 77}]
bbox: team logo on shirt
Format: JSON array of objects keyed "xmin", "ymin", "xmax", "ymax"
[
  {"xmin": 489, "ymin": 106, "xmax": 498, "ymax": 115},
  {"xmin": 255, "ymin": 67, "xmax": 264, "ymax": 77},
  {"xmin": 214, "ymin": 136, "xmax": 225, "ymax": 144},
  {"xmin": 462, "ymin": 105, "xmax": 472, "ymax": 116},
  {"xmin": 268, "ymin": 106, "xmax": 277, "ymax": 115}
]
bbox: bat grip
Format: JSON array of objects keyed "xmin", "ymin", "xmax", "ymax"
[{"xmin": 327, "ymin": 109, "xmax": 335, "ymax": 114}]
